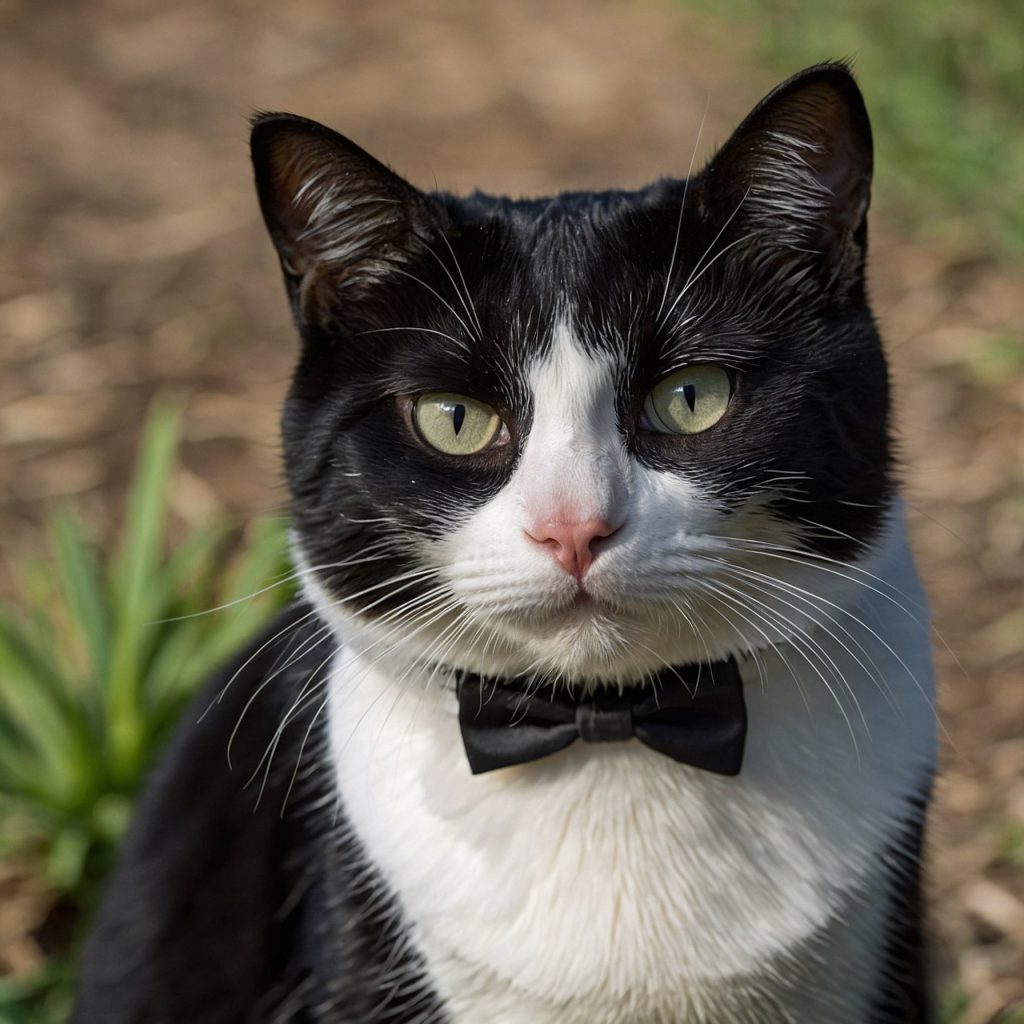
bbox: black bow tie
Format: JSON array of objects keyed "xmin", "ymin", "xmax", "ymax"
[{"xmin": 456, "ymin": 659, "xmax": 747, "ymax": 776}]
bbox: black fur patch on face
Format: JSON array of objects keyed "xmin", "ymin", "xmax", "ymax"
[
  {"xmin": 277, "ymin": 202, "xmax": 548, "ymax": 617},
  {"xmin": 254, "ymin": 62, "xmax": 893, "ymax": 620}
]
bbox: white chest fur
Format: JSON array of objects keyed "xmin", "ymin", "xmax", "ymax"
[{"xmin": 323, "ymin": 525, "xmax": 936, "ymax": 1024}]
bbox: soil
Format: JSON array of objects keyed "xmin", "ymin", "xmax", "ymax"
[{"xmin": 1, "ymin": 0, "xmax": 1021, "ymax": 1018}]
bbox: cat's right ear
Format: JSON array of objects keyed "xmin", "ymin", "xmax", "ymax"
[
  {"xmin": 694, "ymin": 63, "xmax": 873, "ymax": 297},
  {"xmin": 251, "ymin": 113, "xmax": 442, "ymax": 324}
]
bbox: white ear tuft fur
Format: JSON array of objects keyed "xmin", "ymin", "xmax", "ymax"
[{"xmin": 699, "ymin": 64, "xmax": 873, "ymax": 280}]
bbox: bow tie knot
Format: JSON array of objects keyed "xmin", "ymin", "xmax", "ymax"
[
  {"xmin": 456, "ymin": 660, "xmax": 747, "ymax": 776},
  {"xmin": 575, "ymin": 703, "xmax": 633, "ymax": 743}
]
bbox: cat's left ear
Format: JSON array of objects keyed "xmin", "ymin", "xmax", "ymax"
[
  {"xmin": 697, "ymin": 62, "xmax": 873, "ymax": 289},
  {"xmin": 251, "ymin": 113, "xmax": 443, "ymax": 323}
]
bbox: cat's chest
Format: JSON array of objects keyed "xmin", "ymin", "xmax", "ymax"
[{"xmin": 325, "ymin": 603, "xmax": 934, "ymax": 1022}]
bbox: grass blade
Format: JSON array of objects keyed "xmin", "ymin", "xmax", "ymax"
[
  {"xmin": 50, "ymin": 509, "xmax": 109, "ymax": 685},
  {"xmin": 106, "ymin": 401, "xmax": 181, "ymax": 779}
]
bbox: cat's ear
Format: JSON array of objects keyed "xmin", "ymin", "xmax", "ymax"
[
  {"xmin": 251, "ymin": 113, "xmax": 441, "ymax": 322},
  {"xmin": 697, "ymin": 63, "xmax": 873, "ymax": 289}
]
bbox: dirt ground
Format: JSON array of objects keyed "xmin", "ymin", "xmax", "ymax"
[{"xmin": 1, "ymin": 0, "xmax": 1021, "ymax": 1017}]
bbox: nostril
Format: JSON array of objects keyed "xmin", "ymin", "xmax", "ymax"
[
  {"xmin": 590, "ymin": 519, "xmax": 621, "ymax": 544},
  {"xmin": 534, "ymin": 535, "xmax": 564, "ymax": 557},
  {"xmin": 589, "ymin": 520, "xmax": 622, "ymax": 555},
  {"xmin": 571, "ymin": 518, "xmax": 620, "ymax": 575},
  {"xmin": 523, "ymin": 524, "xmax": 575, "ymax": 568}
]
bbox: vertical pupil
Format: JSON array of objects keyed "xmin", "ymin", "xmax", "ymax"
[
  {"xmin": 683, "ymin": 384, "xmax": 696, "ymax": 412},
  {"xmin": 452, "ymin": 403, "xmax": 466, "ymax": 435}
]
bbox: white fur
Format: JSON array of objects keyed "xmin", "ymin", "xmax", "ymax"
[{"xmin": 309, "ymin": 323, "xmax": 937, "ymax": 1023}]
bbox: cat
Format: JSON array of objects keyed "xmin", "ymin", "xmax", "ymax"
[{"xmin": 73, "ymin": 62, "xmax": 937, "ymax": 1023}]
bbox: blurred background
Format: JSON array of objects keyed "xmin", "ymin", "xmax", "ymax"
[{"xmin": 0, "ymin": 0, "xmax": 1021, "ymax": 1020}]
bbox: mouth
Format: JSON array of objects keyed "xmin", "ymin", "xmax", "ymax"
[
  {"xmin": 522, "ymin": 586, "xmax": 627, "ymax": 638},
  {"xmin": 550, "ymin": 582, "xmax": 616, "ymax": 619}
]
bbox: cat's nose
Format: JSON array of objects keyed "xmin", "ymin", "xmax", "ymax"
[{"xmin": 525, "ymin": 517, "xmax": 621, "ymax": 579}]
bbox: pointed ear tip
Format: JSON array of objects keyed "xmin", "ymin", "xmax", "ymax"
[
  {"xmin": 250, "ymin": 112, "xmax": 306, "ymax": 145},
  {"xmin": 250, "ymin": 114, "xmax": 291, "ymax": 163},
  {"xmin": 787, "ymin": 59, "xmax": 857, "ymax": 84},
  {"xmin": 785, "ymin": 61, "xmax": 868, "ymax": 111},
  {"xmin": 760, "ymin": 61, "xmax": 872, "ymax": 149},
  {"xmin": 798, "ymin": 58, "xmax": 857, "ymax": 80},
  {"xmin": 249, "ymin": 113, "xmax": 339, "ymax": 156},
  {"xmin": 249, "ymin": 115, "xmax": 324, "ymax": 202}
]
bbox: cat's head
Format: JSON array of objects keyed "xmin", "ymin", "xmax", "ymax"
[{"xmin": 252, "ymin": 62, "xmax": 891, "ymax": 685}]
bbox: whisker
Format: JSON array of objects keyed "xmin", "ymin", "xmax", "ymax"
[
  {"xmin": 712, "ymin": 584, "xmax": 858, "ymax": 750},
  {"xmin": 225, "ymin": 571, "xmax": 445, "ymax": 766},
  {"xmin": 420, "ymin": 235, "xmax": 483, "ymax": 341},
  {"xmin": 390, "ymin": 267, "xmax": 476, "ymax": 348},
  {"xmin": 707, "ymin": 575, "xmax": 870, "ymax": 735},
  {"xmin": 711, "ymin": 557, "xmax": 943, "ymax": 737},
  {"xmin": 660, "ymin": 185, "xmax": 753, "ymax": 328},
  {"xmin": 656, "ymin": 93, "xmax": 710, "ymax": 322},
  {"xmin": 697, "ymin": 588, "xmax": 812, "ymax": 713},
  {"xmin": 701, "ymin": 535, "xmax": 931, "ymax": 620},
  {"xmin": 202, "ymin": 604, "xmax": 324, "ymax": 721},
  {"xmin": 251, "ymin": 591, "xmax": 462, "ymax": 799},
  {"xmin": 158, "ymin": 546, "xmax": 395, "ymax": 625},
  {"xmin": 228, "ymin": 624, "xmax": 334, "ymax": 770},
  {"xmin": 711, "ymin": 560, "xmax": 900, "ymax": 710},
  {"xmin": 357, "ymin": 325, "xmax": 471, "ymax": 352}
]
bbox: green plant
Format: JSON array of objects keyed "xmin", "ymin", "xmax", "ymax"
[
  {"xmin": 939, "ymin": 983, "xmax": 971, "ymax": 1024},
  {"xmin": 997, "ymin": 820, "xmax": 1024, "ymax": 872},
  {"xmin": 0, "ymin": 401, "xmax": 294, "ymax": 1013},
  {"xmin": 0, "ymin": 961, "xmax": 74, "ymax": 1024}
]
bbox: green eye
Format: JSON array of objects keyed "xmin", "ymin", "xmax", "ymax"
[
  {"xmin": 644, "ymin": 364, "xmax": 732, "ymax": 435},
  {"xmin": 413, "ymin": 393, "xmax": 504, "ymax": 455}
]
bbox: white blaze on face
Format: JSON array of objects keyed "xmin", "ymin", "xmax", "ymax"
[
  {"xmin": 516, "ymin": 322, "xmax": 630, "ymax": 539},
  {"xmin": 436, "ymin": 320, "xmax": 631, "ymax": 612},
  {"xmin": 429, "ymin": 321, "xmax": 637, "ymax": 675}
]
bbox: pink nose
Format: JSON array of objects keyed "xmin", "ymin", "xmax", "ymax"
[{"xmin": 525, "ymin": 518, "xmax": 621, "ymax": 578}]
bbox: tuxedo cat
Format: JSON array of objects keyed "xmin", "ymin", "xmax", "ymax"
[{"xmin": 73, "ymin": 63, "xmax": 936, "ymax": 1023}]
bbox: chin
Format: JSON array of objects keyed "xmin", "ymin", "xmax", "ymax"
[
  {"xmin": 488, "ymin": 603, "xmax": 655, "ymax": 684},
  {"xmin": 523, "ymin": 597, "xmax": 765, "ymax": 682}
]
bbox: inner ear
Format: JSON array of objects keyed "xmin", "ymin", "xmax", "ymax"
[
  {"xmin": 698, "ymin": 63, "xmax": 873, "ymax": 278},
  {"xmin": 251, "ymin": 113, "xmax": 443, "ymax": 319}
]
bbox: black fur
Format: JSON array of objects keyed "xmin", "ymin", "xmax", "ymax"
[
  {"xmin": 72, "ymin": 603, "xmax": 443, "ymax": 1023},
  {"xmin": 870, "ymin": 795, "xmax": 934, "ymax": 1024}
]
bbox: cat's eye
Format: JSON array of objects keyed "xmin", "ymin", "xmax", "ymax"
[
  {"xmin": 643, "ymin": 364, "xmax": 732, "ymax": 435},
  {"xmin": 412, "ymin": 393, "xmax": 506, "ymax": 455}
]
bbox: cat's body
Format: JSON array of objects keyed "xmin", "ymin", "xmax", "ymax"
[{"xmin": 75, "ymin": 64, "xmax": 937, "ymax": 1023}]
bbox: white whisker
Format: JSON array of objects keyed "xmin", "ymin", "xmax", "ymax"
[{"xmin": 656, "ymin": 94, "xmax": 709, "ymax": 322}]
